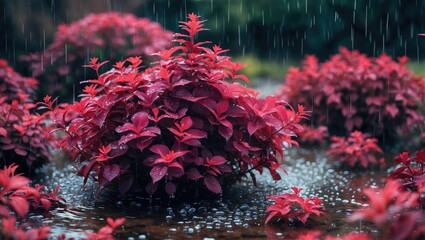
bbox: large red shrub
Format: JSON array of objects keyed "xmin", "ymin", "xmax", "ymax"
[
  {"xmin": 279, "ymin": 48, "xmax": 425, "ymax": 142},
  {"xmin": 0, "ymin": 59, "xmax": 54, "ymax": 174},
  {"xmin": 22, "ymin": 12, "xmax": 173, "ymax": 100},
  {"xmin": 51, "ymin": 14, "xmax": 306, "ymax": 197}
]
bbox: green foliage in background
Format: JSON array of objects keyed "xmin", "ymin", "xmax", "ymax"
[
  {"xmin": 408, "ymin": 61, "xmax": 425, "ymax": 77},
  {"xmin": 1, "ymin": 0, "xmax": 425, "ymax": 80},
  {"xmin": 140, "ymin": 0, "xmax": 425, "ymax": 61},
  {"xmin": 234, "ymin": 55, "xmax": 297, "ymax": 80}
]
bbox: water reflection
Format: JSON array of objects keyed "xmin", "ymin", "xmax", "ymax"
[{"xmin": 34, "ymin": 148, "xmax": 385, "ymax": 239}]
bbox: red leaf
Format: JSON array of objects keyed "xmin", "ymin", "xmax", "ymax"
[
  {"xmin": 234, "ymin": 74, "xmax": 249, "ymax": 84},
  {"xmin": 186, "ymin": 168, "xmax": 203, "ymax": 180},
  {"xmin": 416, "ymin": 148, "xmax": 425, "ymax": 163},
  {"xmin": 119, "ymin": 174, "xmax": 134, "ymax": 195},
  {"xmin": 7, "ymin": 175, "xmax": 30, "ymax": 190},
  {"xmin": 150, "ymin": 165, "xmax": 168, "ymax": 184},
  {"xmin": 1, "ymin": 217, "xmax": 17, "ymax": 235},
  {"xmin": 165, "ymin": 182, "xmax": 176, "ymax": 196},
  {"xmin": 40, "ymin": 198, "xmax": 51, "ymax": 211},
  {"xmin": 209, "ymin": 156, "xmax": 227, "ymax": 166},
  {"xmin": 14, "ymin": 148, "xmax": 28, "ymax": 156},
  {"xmin": 204, "ymin": 175, "xmax": 222, "ymax": 193},
  {"xmin": 107, "ymin": 217, "xmax": 126, "ymax": 229},
  {"xmin": 265, "ymin": 211, "xmax": 279, "ymax": 224},
  {"xmin": 385, "ymin": 104, "xmax": 399, "ymax": 118},
  {"xmin": 218, "ymin": 126, "xmax": 233, "ymax": 141},
  {"xmin": 103, "ymin": 164, "xmax": 120, "ymax": 182},
  {"xmin": 9, "ymin": 196, "xmax": 30, "ymax": 217},
  {"xmin": 0, "ymin": 127, "xmax": 7, "ymax": 137},
  {"xmin": 247, "ymin": 121, "xmax": 260, "ymax": 136},
  {"xmin": 216, "ymin": 100, "xmax": 229, "ymax": 116},
  {"xmin": 149, "ymin": 144, "xmax": 169, "ymax": 156},
  {"xmin": 97, "ymin": 226, "xmax": 113, "ymax": 235}
]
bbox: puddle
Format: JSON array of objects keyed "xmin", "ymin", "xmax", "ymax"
[{"xmin": 31, "ymin": 147, "xmax": 386, "ymax": 239}]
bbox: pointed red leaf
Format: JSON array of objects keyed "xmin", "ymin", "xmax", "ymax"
[
  {"xmin": 5, "ymin": 175, "xmax": 29, "ymax": 191},
  {"xmin": 165, "ymin": 182, "xmax": 176, "ymax": 196},
  {"xmin": 186, "ymin": 168, "xmax": 203, "ymax": 180},
  {"xmin": 0, "ymin": 127, "xmax": 7, "ymax": 137},
  {"xmin": 40, "ymin": 198, "xmax": 52, "ymax": 211},
  {"xmin": 218, "ymin": 126, "xmax": 233, "ymax": 141},
  {"xmin": 204, "ymin": 175, "xmax": 222, "ymax": 193},
  {"xmin": 9, "ymin": 196, "xmax": 30, "ymax": 217},
  {"xmin": 209, "ymin": 156, "xmax": 227, "ymax": 166},
  {"xmin": 103, "ymin": 164, "xmax": 120, "ymax": 182},
  {"xmin": 150, "ymin": 165, "xmax": 168, "ymax": 184},
  {"xmin": 119, "ymin": 174, "xmax": 134, "ymax": 195},
  {"xmin": 107, "ymin": 217, "xmax": 126, "ymax": 229},
  {"xmin": 149, "ymin": 144, "xmax": 170, "ymax": 155}
]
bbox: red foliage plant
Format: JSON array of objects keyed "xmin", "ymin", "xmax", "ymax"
[
  {"xmin": 265, "ymin": 187, "xmax": 326, "ymax": 225},
  {"xmin": 0, "ymin": 59, "xmax": 38, "ymax": 103},
  {"xmin": 0, "ymin": 59, "xmax": 54, "ymax": 174},
  {"xmin": 80, "ymin": 217, "xmax": 125, "ymax": 240},
  {"xmin": 297, "ymin": 125, "xmax": 329, "ymax": 145},
  {"xmin": 51, "ymin": 13, "xmax": 306, "ymax": 197},
  {"xmin": 349, "ymin": 179, "xmax": 423, "ymax": 240},
  {"xmin": 279, "ymin": 48, "xmax": 425, "ymax": 142},
  {"xmin": 389, "ymin": 148, "xmax": 425, "ymax": 204},
  {"xmin": 326, "ymin": 131, "xmax": 383, "ymax": 168},
  {"xmin": 0, "ymin": 164, "xmax": 65, "ymax": 240},
  {"xmin": 22, "ymin": 12, "xmax": 173, "ymax": 100}
]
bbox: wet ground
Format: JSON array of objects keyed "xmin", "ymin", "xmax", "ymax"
[{"xmin": 31, "ymin": 147, "xmax": 388, "ymax": 239}]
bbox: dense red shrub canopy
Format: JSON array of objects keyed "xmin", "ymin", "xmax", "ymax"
[
  {"xmin": 0, "ymin": 59, "xmax": 53, "ymax": 173},
  {"xmin": 279, "ymin": 48, "xmax": 425, "ymax": 141},
  {"xmin": 0, "ymin": 59, "xmax": 38, "ymax": 103},
  {"xmin": 52, "ymin": 13, "xmax": 306, "ymax": 196},
  {"xmin": 22, "ymin": 12, "xmax": 173, "ymax": 99}
]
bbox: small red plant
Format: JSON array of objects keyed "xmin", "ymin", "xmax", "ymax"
[
  {"xmin": 265, "ymin": 187, "xmax": 326, "ymax": 225},
  {"xmin": 0, "ymin": 164, "xmax": 65, "ymax": 218},
  {"xmin": 297, "ymin": 125, "xmax": 329, "ymax": 145},
  {"xmin": 22, "ymin": 12, "xmax": 173, "ymax": 100},
  {"xmin": 0, "ymin": 164, "xmax": 65, "ymax": 240},
  {"xmin": 279, "ymin": 48, "xmax": 425, "ymax": 142},
  {"xmin": 326, "ymin": 131, "xmax": 383, "ymax": 168},
  {"xmin": 389, "ymin": 148, "xmax": 425, "ymax": 205},
  {"xmin": 1, "ymin": 217, "xmax": 51, "ymax": 240},
  {"xmin": 83, "ymin": 217, "xmax": 125, "ymax": 240},
  {"xmin": 349, "ymin": 179, "xmax": 422, "ymax": 240},
  {"xmin": 51, "ymin": 14, "xmax": 306, "ymax": 197},
  {"xmin": 0, "ymin": 60, "xmax": 55, "ymax": 173}
]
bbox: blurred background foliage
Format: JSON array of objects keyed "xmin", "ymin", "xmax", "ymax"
[{"xmin": 1, "ymin": 0, "xmax": 425, "ymax": 80}]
